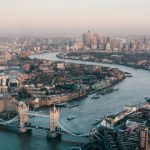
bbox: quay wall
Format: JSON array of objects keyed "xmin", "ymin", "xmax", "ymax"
[
  {"xmin": 31, "ymin": 89, "xmax": 86, "ymax": 109},
  {"xmin": 30, "ymin": 78, "xmax": 122, "ymax": 109}
]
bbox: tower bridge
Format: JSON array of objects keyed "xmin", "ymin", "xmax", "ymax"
[{"xmin": 0, "ymin": 101, "xmax": 91, "ymax": 139}]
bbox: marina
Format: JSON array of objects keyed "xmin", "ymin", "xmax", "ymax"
[{"xmin": 99, "ymin": 87, "xmax": 118, "ymax": 95}]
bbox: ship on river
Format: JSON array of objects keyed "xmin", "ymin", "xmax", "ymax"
[
  {"xmin": 68, "ymin": 104, "xmax": 79, "ymax": 108},
  {"xmin": 55, "ymin": 102, "xmax": 69, "ymax": 107},
  {"xmin": 91, "ymin": 96, "xmax": 100, "ymax": 100},
  {"xmin": 67, "ymin": 115, "xmax": 76, "ymax": 121},
  {"xmin": 124, "ymin": 72, "xmax": 133, "ymax": 77}
]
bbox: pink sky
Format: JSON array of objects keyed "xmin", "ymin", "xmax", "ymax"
[{"xmin": 0, "ymin": 0, "xmax": 150, "ymax": 36}]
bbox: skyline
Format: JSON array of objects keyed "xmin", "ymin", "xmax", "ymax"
[{"xmin": 0, "ymin": 0, "xmax": 150, "ymax": 37}]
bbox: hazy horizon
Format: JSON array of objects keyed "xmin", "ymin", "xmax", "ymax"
[{"xmin": 0, "ymin": 0, "xmax": 150, "ymax": 37}]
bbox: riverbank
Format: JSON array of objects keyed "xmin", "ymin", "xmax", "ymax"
[
  {"xmin": 56, "ymin": 51, "xmax": 150, "ymax": 71},
  {"xmin": 30, "ymin": 93, "xmax": 88, "ymax": 110},
  {"xmin": 32, "ymin": 80, "xmax": 123, "ymax": 110},
  {"xmin": 28, "ymin": 52, "xmax": 126, "ymax": 109}
]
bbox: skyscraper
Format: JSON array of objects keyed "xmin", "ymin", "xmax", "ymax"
[
  {"xmin": 82, "ymin": 33, "xmax": 86, "ymax": 46},
  {"xmin": 86, "ymin": 30, "xmax": 92, "ymax": 48},
  {"xmin": 92, "ymin": 34, "xmax": 98, "ymax": 50}
]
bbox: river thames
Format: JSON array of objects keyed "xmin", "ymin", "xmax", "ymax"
[{"xmin": 1, "ymin": 52, "xmax": 150, "ymax": 150}]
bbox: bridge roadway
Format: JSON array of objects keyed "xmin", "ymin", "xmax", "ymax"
[
  {"xmin": 25, "ymin": 124, "xmax": 90, "ymax": 138},
  {"xmin": 0, "ymin": 111, "xmax": 90, "ymax": 138}
]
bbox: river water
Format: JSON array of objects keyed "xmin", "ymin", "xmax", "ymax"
[{"xmin": 1, "ymin": 52, "xmax": 150, "ymax": 150}]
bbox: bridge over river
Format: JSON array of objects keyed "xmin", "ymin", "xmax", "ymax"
[{"xmin": 0, "ymin": 101, "xmax": 91, "ymax": 140}]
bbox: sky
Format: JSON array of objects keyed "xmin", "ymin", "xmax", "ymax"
[{"xmin": 0, "ymin": 0, "xmax": 150, "ymax": 37}]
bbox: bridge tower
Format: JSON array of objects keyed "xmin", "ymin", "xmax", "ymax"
[
  {"xmin": 17, "ymin": 102, "xmax": 29, "ymax": 133},
  {"xmin": 47, "ymin": 105, "xmax": 59, "ymax": 138}
]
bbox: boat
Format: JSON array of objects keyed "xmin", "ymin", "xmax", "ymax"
[
  {"xmin": 91, "ymin": 96, "xmax": 100, "ymax": 99},
  {"xmin": 55, "ymin": 102, "xmax": 68, "ymax": 107},
  {"xmin": 96, "ymin": 93, "xmax": 101, "ymax": 96},
  {"xmin": 114, "ymin": 88, "xmax": 119, "ymax": 91},
  {"xmin": 67, "ymin": 115, "xmax": 76, "ymax": 121},
  {"xmin": 68, "ymin": 104, "xmax": 79, "ymax": 108},
  {"xmin": 124, "ymin": 72, "xmax": 133, "ymax": 77}
]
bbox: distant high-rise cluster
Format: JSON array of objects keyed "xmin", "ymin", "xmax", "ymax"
[
  {"xmin": 0, "ymin": 32, "xmax": 150, "ymax": 52},
  {"xmin": 80, "ymin": 30, "xmax": 150, "ymax": 52},
  {"xmin": 82, "ymin": 30, "xmax": 101, "ymax": 50}
]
